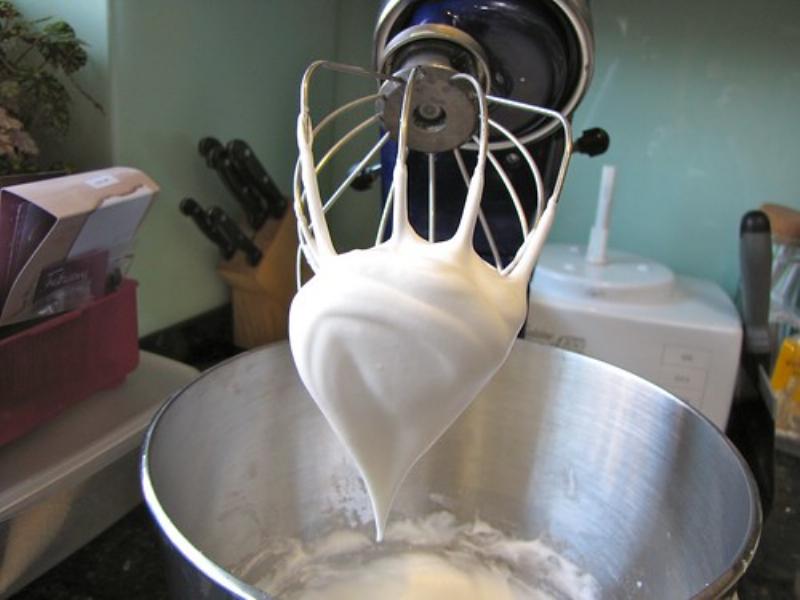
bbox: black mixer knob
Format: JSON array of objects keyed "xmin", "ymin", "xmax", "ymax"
[{"xmin": 574, "ymin": 128, "xmax": 610, "ymax": 157}]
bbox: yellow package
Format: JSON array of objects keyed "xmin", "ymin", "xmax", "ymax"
[
  {"xmin": 772, "ymin": 336, "xmax": 800, "ymax": 399},
  {"xmin": 772, "ymin": 337, "xmax": 800, "ymax": 432}
]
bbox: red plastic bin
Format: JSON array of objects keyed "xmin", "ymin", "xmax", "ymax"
[{"xmin": 0, "ymin": 279, "xmax": 139, "ymax": 447}]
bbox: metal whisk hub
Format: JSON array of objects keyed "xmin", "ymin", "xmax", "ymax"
[{"xmin": 378, "ymin": 64, "xmax": 478, "ymax": 153}]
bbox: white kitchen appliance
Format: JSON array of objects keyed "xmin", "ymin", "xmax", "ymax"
[{"xmin": 527, "ymin": 167, "xmax": 742, "ymax": 429}]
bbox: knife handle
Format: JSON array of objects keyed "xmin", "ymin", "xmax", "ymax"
[
  {"xmin": 179, "ymin": 198, "xmax": 237, "ymax": 260},
  {"xmin": 198, "ymin": 137, "xmax": 223, "ymax": 162},
  {"xmin": 209, "ymin": 207, "xmax": 263, "ymax": 267},
  {"xmin": 739, "ymin": 210, "xmax": 773, "ymax": 359},
  {"xmin": 206, "ymin": 146, "xmax": 269, "ymax": 230},
  {"xmin": 227, "ymin": 139, "xmax": 287, "ymax": 218}
]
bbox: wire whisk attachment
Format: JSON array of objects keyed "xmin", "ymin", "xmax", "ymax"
[
  {"xmin": 293, "ymin": 60, "xmax": 573, "ymax": 285},
  {"xmin": 289, "ymin": 60, "xmax": 575, "ymax": 540}
]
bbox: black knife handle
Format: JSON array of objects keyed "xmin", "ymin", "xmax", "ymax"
[
  {"xmin": 204, "ymin": 144, "xmax": 269, "ymax": 230},
  {"xmin": 739, "ymin": 210, "xmax": 773, "ymax": 361},
  {"xmin": 179, "ymin": 198, "xmax": 237, "ymax": 260},
  {"xmin": 209, "ymin": 207, "xmax": 263, "ymax": 267},
  {"xmin": 227, "ymin": 139, "xmax": 287, "ymax": 218},
  {"xmin": 198, "ymin": 137, "xmax": 223, "ymax": 163},
  {"xmin": 348, "ymin": 163, "xmax": 382, "ymax": 191}
]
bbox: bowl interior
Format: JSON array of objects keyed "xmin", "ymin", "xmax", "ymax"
[{"xmin": 143, "ymin": 340, "xmax": 760, "ymax": 598}]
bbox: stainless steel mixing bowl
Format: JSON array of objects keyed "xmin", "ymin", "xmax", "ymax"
[{"xmin": 141, "ymin": 340, "xmax": 760, "ymax": 599}]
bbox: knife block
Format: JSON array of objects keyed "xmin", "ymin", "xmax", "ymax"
[{"xmin": 216, "ymin": 209, "xmax": 299, "ymax": 349}]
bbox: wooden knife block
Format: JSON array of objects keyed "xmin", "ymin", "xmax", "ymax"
[{"xmin": 216, "ymin": 209, "xmax": 299, "ymax": 349}]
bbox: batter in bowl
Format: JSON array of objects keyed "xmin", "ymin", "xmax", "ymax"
[{"xmin": 244, "ymin": 513, "xmax": 600, "ymax": 600}]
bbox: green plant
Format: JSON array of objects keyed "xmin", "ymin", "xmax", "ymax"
[{"xmin": 0, "ymin": 0, "xmax": 103, "ymax": 175}]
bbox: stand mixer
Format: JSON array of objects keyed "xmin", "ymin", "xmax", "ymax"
[
  {"xmin": 290, "ymin": 0, "xmax": 610, "ymax": 542},
  {"xmin": 140, "ymin": 2, "xmax": 762, "ymax": 598},
  {"xmin": 290, "ymin": 1, "xmax": 611, "ymax": 521},
  {"xmin": 372, "ymin": 0, "xmax": 607, "ymax": 264}
]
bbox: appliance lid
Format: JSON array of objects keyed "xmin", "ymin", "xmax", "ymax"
[{"xmin": 532, "ymin": 243, "xmax": 676, "ymax": 304}]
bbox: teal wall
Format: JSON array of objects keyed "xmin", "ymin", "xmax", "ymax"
[
  {"xmin": 325, "ymin": 1, "xmax": 383, "ymax": 253},
  {"xmin": 15, "ymin": 0, "xmax": 800, "ymax": 333},
  {"xmin": 108, "ymin": 0, "xmax": 342, "ymax": 334},
  {"xmin": 18, "ymin": 0, "xmax": 343, "ymax": 335},
  {"xmin": 552, "ymin": 0, "xmax": 800, "ymax": 295},
  {"xmin": 14, "ymin": 0, "xmax": 111, "ymax": 171}
]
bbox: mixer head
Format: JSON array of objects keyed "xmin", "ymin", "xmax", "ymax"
[
  {"xmin": 293, "ymin": 0, "xmax": 604, "ymax": 278},
  {"xmin": 374, "ymin": 0, "xmax": 595, "ymax": 149}
]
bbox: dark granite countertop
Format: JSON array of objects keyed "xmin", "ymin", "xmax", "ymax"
[
  {"xmin": 10, "ymin": 506, "xmax": 169, "ymax": 600},
  {"xmin": 738, "ymin": 450, "xmax": 800, "ymax": 599}
]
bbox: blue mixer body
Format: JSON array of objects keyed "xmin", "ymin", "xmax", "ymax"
[{"xmin": 379, "ymin": 0, "xmax": 583, "ymax": 264}]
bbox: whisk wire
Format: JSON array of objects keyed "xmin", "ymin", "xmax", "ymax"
[
  {"xmin": 487, "ymin": 118, "xmax": 545, "ymax": 225},
  {"xmin": 427, "ymin": 153, "xmax": 436, "ymax": 242},
  {"xmin": 451, "ymin": 73, "xmax": 490, "ymax": 248},
  {"xmin": 478, "ymin": 137, "xmax": 528, "ymax": 237},
  {"xmin": 487, "ymin": 95, "xmax": 574, "ymax": 204},
  {"xmin": 452, "ymin": 148, "xmax": 503, "ymax": 269},
  {"xmin": 478, "ymin": 210, "xmax": 503, "ymax": 269},
  {"xmin": 324, "ymin": 132, "xmax": 390, "ymax": 213},
  {"xmin": 390, "ymin": 67, "xmax": 420, "ymax": 244},
  {"xmin": 376, "ymin": 179, "xmax": 395, "ymax": 245}
]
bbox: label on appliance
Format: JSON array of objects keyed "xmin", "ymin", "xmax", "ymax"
[
  {"xmin": 658, "ymin": 365, "xmax": 707, "ymax": 392},
  {"xmin": 662, "ymin": 345, "xmax": 712, "ymax": 370},
  {"xmin": 85, "ymin": 173, "xmax": 120, "ymax": 189},
  {"xmin": 526, "ymin": 328, "xmax": 586, "ymax": 353}
]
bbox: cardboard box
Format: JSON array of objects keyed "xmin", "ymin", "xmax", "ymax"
[{"xmin": 0, "ymin": 168, "xmax": 157, "ymax": 326}]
